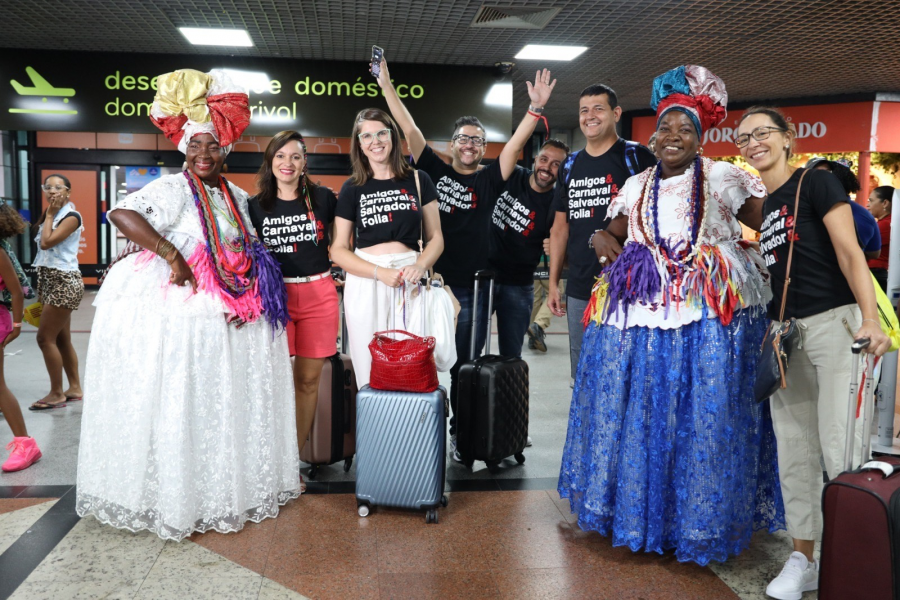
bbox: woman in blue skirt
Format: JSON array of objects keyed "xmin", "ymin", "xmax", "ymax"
[{"xmin": 558, "ymin": 65, "xmax": 785, "ymax": 566}]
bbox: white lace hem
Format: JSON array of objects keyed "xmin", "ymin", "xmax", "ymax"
[{"xmin": 76, "ymin": 490, "xmax": 301, "ymax": 542}]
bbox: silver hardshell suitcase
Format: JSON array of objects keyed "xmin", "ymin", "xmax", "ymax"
[{"xmin": 355, "ymin": 385, "xmax": 449, "ymax": 523}]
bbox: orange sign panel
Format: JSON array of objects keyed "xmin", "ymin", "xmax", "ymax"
[{"xmin": 632, "ymin": 102, "xmax": 895, "ymax": 157}]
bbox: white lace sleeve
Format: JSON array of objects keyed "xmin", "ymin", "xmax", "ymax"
[
  {"xmin": 608, "ymin": 172, "xmax": 646, "ymax": 220},
  {"xmin": 109, "ymin": 174, "xmax": 189, "ymax": 232},
  {"xmin": 711, "ymin": 161, "xmax": 767, "ymax": 214}
]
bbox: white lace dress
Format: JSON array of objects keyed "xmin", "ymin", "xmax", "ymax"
[{"xmin": 76, "ymin": 173, "xmax": 300, "ymax": 542}]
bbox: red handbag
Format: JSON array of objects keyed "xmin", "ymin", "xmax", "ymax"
[{"xmin": 368, "ymin": 329, "xmax": 439, "ymax": 393}]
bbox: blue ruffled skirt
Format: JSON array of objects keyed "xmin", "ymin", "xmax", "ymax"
[{"xmin": 558, "ymin": 308, "xmax": 785, "ymax": 566}]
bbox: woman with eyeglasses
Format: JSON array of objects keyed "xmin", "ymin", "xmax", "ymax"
[
  {"xmin": 331, "ymin": 108, "xmax": 444, "ymax": 387},
  {"xmin": 736, "ymin": 106, "xmax": 889, "ymax": 600},
  {"xmin": 29, "ymin": 174, "xmax": 85, "ymax": 411}
]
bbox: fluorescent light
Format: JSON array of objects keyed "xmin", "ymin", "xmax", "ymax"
[
  {"xmin": 221, "ymin": 69, "xmax": 270, "ymax": 93},
  {"xmin": 515, "ymin": 44, "xmax": 587, "ymax": 61},
  {"xmin": 179, "ymin": 27, "xmax": 253, "ymax": 47},
  {"xmin": 484, "ymin": 83, "xmax": 512, "ymax": 108}
]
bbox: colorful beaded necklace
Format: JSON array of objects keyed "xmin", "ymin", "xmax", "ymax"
[
  {"xmin": 184, "ymin": 170, "xmax": 254, "ymax": 298},
  {"xmin": 299, "ymin": 180, "xmax": 319, "ymax": 247},
  {"xmin": 635, "ymin": 155, "xmax": 710, "ymax": 265}
]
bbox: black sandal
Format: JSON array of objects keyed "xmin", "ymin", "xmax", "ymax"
[{"xmin": 29, "ymin": 400, "xmax": 67, "ymax": 411}]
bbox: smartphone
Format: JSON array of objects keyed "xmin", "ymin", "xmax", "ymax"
[{"xmin": 371, "ymin": 46, "xmax": 384, "ymax": 78}]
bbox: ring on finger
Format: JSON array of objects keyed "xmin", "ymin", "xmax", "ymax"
[{"xmin": 599, "ymin": 256, "xmax": 608, "ymax": 264}]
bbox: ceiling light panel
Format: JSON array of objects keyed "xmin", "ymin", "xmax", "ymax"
[
  {"xmin": 515, "ymin": 44, "xmax": 587, "ymax": 61},
  {"xmin": 179, "ymin": 27, "xmax": 253, "ymax": 47}
]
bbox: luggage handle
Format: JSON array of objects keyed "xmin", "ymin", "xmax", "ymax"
[
  {"xmin": 470, "ymin": 270, "xmax": 495, "ymax": 358},
  {"xmin": 860, "ymin": 460, "xmax": 900, "ymax": 478},
  {"xmin": 844, "ymin": 338, "xmax": 874, "ymax": 472}
]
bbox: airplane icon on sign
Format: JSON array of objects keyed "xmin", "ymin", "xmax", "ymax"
[{"xmin": 9, "ymin": 67, "xmax": 77, "ymax": 115}]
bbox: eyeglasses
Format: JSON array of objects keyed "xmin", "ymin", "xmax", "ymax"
[
  {"xmin": 357, "ymin": 129, "xmax": 392, "ymax": 146},
  {"xmin": 452, "ymin": 134, "xmax": 486, "ymax": 147},
  {"xmin": 41, "ymin": 185, "xmax": 69, "ymax": 192},
  {"xmin": 735, "ymin": 126, "xmax": 788, "ymax": 149}
]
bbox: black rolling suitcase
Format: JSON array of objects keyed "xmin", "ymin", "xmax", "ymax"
[{"xmin": 456, "ymin": 270, "xmax": 529, "ymax": 468}]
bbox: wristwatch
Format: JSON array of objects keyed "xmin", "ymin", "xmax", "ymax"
[{"xmin": 529, "ymin": 105, "xmax": 544, "ymax": 114}]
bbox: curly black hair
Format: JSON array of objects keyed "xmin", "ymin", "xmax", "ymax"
[
  {"xmin": 828, "ymin": 163, "xmax": 861, "ymax": 195},
  {"xmin": 0, "ymin": 203, "xmax": 28, "ymax": 240}
]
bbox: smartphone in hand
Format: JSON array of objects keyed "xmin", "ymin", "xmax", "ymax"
[{"xmin": 371, "ymin": 46, "xmax": 384, "ymax": 78}]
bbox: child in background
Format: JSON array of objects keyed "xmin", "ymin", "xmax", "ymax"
[{"xmin": 0, "ymin": 204, "xmax": 41, "ymax": 472}]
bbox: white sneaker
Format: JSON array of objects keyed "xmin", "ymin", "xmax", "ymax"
[
  {"xmin": 766, "ymin": 551, "xmax": 818, "ymax": 600},
  {"xmin": 525, "ymin": 436, "xmax": 533, "ymax": 447},
  {"xmin": 449, "ymin": 435, "xmax": 463, "ymax": 463}
]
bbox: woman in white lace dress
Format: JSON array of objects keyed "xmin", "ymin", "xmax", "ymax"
[{"xmin": 76, "ymin": 69, "xmax": 300, "ymax": 541}]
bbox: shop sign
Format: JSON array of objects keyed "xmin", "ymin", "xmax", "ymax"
[{"xmin": 632, "ymin": 102, "xmax": 899, "ymax": 156}]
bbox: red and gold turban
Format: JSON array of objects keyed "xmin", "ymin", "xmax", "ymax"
[{"xmin": 149, "ymin": 69, "xmax": 250, "ymax": 154}]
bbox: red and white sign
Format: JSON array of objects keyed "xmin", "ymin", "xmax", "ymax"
[{"xmin": 632, "ymin": 101, "xmax": 900, "ymax": 157}]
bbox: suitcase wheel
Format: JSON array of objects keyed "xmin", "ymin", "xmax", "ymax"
[
  {"xmin": 343, "ymin": 458, "xmax": 352, "ymax": 472},
  {"xmin": 426, "ymin": 509, "xmax": 439, "ymax": 524},
  {"xmin": 309, "ymin": 465, "xmax": 319, "ymax": 479},
  {"xmin": 358, "ymin": 503, "xmax": 370, "ymax": 518},
  {"xmin": 440, "ymin": 495, "xmax": 448, "ymax": 508},
  {"xmin": 514, "ymin": 453, "xmax": 526, "ymax": 465}
]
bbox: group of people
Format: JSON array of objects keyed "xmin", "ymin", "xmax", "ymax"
[
  {"xmin": 0, "ymin": 56, "xmax": 896, "ymax": 600},
  {"xmin": 555, "ymin": 64, "xmax": 892, "ymax": 600},
  {"xmin": 0, "ymin": 173, "xmax": 85, "ymax": 472}
]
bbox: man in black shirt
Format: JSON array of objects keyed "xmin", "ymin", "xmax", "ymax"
[
  {"xmin": 378, "ymin": 58, "xmax": 506, "ymax": 455},
  {"xmin": 548, "ymin": 84, "xmax": 656, "ymax": 381}
]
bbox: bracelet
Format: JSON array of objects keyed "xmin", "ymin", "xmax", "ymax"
[
  {"xmin": 373, "ymin": 265, "xmax": 379, "ymax": 281},
  {"xmin": 12, "ymin": 323, "xmax": 21, "ymax": 328},
  {"xmin": 156, "ymin": 238, "xmax": 177, "ymax": 263},
  {"xmin": 588, "ymin": 229, "xmax": 602, "ymax": 249},
  {"xmin": 528, "ymin": 105, "xmax": 544, "ymax": 114},
  {"xmin": 527, "ymin": 110, "xmax": 541, "ymax": 119},
  {"xmin": 862, "ymin": 318, "xmax": 879, "ymax": 326}
]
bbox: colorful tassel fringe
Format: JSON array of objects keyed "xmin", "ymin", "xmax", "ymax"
[{"xmin": 584, "ymin": 240, "xmax": 768, "ymax": 327}]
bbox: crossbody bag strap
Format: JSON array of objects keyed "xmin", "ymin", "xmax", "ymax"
[
  {"xmin": 413, "ymin": 169, "xmax": 423, "ymax": 253},
  {"xmin": 778, "ymin": 168, "xmax": 809, "ymax": 322}
]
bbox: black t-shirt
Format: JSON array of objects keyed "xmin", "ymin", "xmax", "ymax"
[
  {"xmin": 759, "ymin": 168, "xmax": 856, "ymax": 320},
  {"xmin": 248, "ymin": 186, "xmax": 337, "ymax": 278},
  {"xmin": 413, "ymin": 145, "xmax": 504, "ymax": 288},
  {"xmin": 335, "ymin": 171, "xmax": 437, "ymax": 251},
  {"xmin": 487, "ymin": 166, "xmax": 555, "ymax": 286},
  {"xmin": 552, "ymin": 139, "xmax": 656, "ymax": 300}
]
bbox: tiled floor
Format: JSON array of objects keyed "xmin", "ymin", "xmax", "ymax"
[{"xmin": 0, "ymin": 295, "xmax": 819, "ymax": 599}]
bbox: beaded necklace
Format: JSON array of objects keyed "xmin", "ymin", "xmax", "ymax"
[
  {"xmin": 184, "ymin": 170, "xmax": 254, "ymax": 297},
  {"xmin": 636, "ymin": 155, "xmax": 709, "ymax": 264}
]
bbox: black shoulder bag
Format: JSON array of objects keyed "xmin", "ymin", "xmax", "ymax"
[{"xmin": 754, "ymin": 169, "xmax": 808, "ymax": 402}]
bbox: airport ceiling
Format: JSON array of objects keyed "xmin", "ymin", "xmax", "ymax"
[{"xmin": 3, "ymin": 0, "xmax": 899, "ymax": 132}]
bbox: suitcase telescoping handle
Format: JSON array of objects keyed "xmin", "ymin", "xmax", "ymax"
[
  {"xmin": 470, "ymin": 270, "xmax": 496, "ymax": 358},
  {"xmin": 843, "ymin": 338, "xmax": 874, "ymax": 472}
]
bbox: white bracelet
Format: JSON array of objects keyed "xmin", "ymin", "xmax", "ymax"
[
  {"xmin": 373, "ymin": 265, "xmax": 379, "ymax": 281},
  {"xmin": 862, "ymin": 318, "xmax": 878, "ymax": 326}
]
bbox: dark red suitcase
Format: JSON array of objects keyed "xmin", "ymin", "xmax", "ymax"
[
  {"xmin": 299, "ymin": 285, "xmax": 357, "ymax": 479},
  {"xmin": 456, "ymin": 270, "xmax": 529, "ymax": 469},
  {"xmin": 820, "ymin": 340, "xmax": 900, "ymax": 600}
]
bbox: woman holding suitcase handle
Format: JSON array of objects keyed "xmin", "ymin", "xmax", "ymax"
[
  {"xmin": 736, "ymin": 107, "xmax": 889, "ymax": 600},
  {"xmin": 331, "ymin": 108, "xmax": 444, "ymax": 387},
  {"xmin": 248, "ymin": 131, "xmax": 340, "ymax": 492}
]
